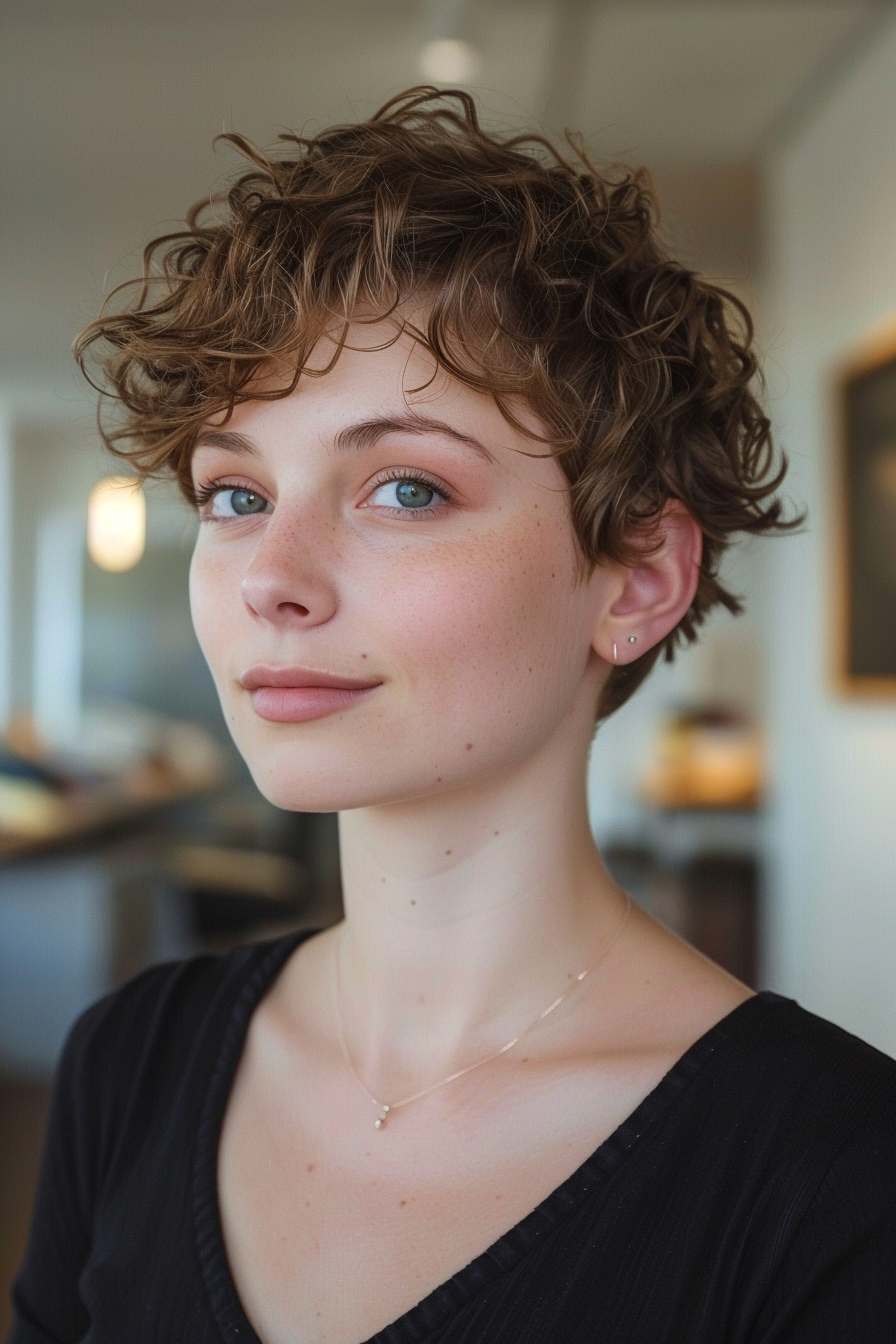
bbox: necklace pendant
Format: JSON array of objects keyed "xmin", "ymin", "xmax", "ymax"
[{"xmin": 374, "ymin": 1105, "xmax": 390, "ymax": 1130}]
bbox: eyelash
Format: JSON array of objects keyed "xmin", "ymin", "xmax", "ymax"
[
  {"xmin": 192, "ymin": 478, "xmax": 250, "ymax": 507},
  {"xmin": 192, "ymin": 470, "xmax": 454, "ymax": 521},
  {"xmin": 192, "ymin": 478, "xmax": 263, "ymax": 520}
]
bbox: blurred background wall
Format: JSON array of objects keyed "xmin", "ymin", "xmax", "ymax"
[
  {"xmin": 1, "ymin": 0, "xmax": 896, "ymax": 1320},
  {"xmin": 764, "ymin": 10, "xmax": 896, "ymax": 1049}
]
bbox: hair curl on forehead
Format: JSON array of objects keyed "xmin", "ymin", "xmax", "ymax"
[{"xmin": 74, "ymin": 85, "xmax": 798, "ymax": 722}]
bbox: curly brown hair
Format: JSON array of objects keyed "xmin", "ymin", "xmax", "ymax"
[{"xmin": 75, "ymin": 86, "xmax": 795, "ymax": 721}]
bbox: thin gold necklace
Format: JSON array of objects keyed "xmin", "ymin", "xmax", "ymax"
[{"xmin": 334, "ymin": 891, "xmax": 633, "ymax": 1130}]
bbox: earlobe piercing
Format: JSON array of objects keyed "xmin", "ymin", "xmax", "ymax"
[
  {"xmin": 613, "ymin": 636, "xmax": 637, "ymax": 664},
  {"xmin": 628, "ymin": 635, "xmax": 637, "ymax": 645}
]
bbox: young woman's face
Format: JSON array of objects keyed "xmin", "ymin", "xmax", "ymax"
[{"xmin": 189, "ymin": 325, "xmax": 611, "ymax": 812}]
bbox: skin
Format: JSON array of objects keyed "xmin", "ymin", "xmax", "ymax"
[{"xmin": 189, "ymin": 321, "xmax": 753, "ymax": 1344}]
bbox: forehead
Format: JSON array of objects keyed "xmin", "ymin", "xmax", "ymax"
[{"xmin": 197, "ymin": 320, "xmax": 551, "ymax": 465}]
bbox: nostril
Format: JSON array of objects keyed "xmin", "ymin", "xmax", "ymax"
[{"xmin": 240, "ymin": 566, "xmax": 333, "ymax": 625}]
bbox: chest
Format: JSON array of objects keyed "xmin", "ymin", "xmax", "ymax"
[{"xmin": 216, "ymin": 1046, "xmax": 659, "ymax": 1344}]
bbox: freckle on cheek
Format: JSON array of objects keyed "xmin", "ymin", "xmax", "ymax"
[{"xmin": 465, "ymin": 742, "xmax": 473, "ymax": 751}]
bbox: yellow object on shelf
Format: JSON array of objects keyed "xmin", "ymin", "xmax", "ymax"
[
  {"xmin": 0, "ymin": 777, "xmax": 68, "ymax": 838},
  {"xmin": 642, "ymin": 709, "xmax": 764, "ymax": 810}
]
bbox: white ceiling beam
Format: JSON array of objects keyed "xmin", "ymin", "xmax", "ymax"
[{"xmin": 541, "ymin": 0, "xmax": 599, "ymax": 138}]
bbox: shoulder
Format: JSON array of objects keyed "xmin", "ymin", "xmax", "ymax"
[
  {"xmin": 724, "ymin": 1001, "xmax": 896, "ymax": 1331},
  {"xmin": 727, "ymin": 994, "xmax": 896, "ymax": 1135},
  {"xmin": 693, "ymin": 994, "xmax": 896, "ymax": 1228},
  {"xmin": 56, "ymin": 928, "xmax": 313, "ymax": 1124},
  {"xmin": 654, "ymin": 995, "xmax": 896, "ymax": 1287}
]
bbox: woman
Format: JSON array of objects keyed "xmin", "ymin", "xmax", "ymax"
[{"xmin": 9, "ymin": 88, "xmax": 896, "ymax": 1343}]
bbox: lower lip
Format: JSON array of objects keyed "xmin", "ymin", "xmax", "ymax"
[{"xmin": 248, "ymin": 684, "xmax": 379, "ymax": 723}]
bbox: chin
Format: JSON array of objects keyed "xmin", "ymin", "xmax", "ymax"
[
  {"xmin": 233, "ymin": 724, "xmax": 519, "ymax": 815},
  {"xmin": 246, "ymin": 759, "xmax": 450, "ymax": 814},
  {"xmin": 248, "ymin": 762, "xmax": 385, "ymax": 813},
  {"xmin": 228, "ymin": 722, "xmax": 420, "ymax": 813}
]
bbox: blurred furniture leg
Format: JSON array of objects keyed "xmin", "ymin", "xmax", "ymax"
[
  {"xmin": 166, "ymin": 844, "xmax": 308, "ymax": 952},
  {"xmin": 681, "ymin": 853, "xmax": 757, "ymax": 988},
  {"xmin": 105, "ymin": 839, "xmax": 198, "ymax": 986},
  {"xmin": 0, "ymin": 1074, "xmax": 51, "ymax": 1339}
]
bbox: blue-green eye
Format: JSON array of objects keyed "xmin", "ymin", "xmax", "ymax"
[
  {"xmin": 230, "ymin": 488, "xmax": 267, "ymax": 514},
  {"xmin": 369, "ymin": 476, "xmax": 447, "ymax": 511},
  {"xmin": 395, "ymin": 480, "xmax": 435, "ymax": 508},
  {"xmin": 206, "ymin": 487, "xmax": 269, "ymax": 518}
]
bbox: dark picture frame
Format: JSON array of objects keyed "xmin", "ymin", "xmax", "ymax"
[{"xmin": 836, "ymin": 327, "xmax": 896, "ymax": 695}]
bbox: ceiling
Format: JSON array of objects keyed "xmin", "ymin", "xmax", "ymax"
[{"xmin": 0, "ymin": 0, "xmax": 884, "ymax": 411}]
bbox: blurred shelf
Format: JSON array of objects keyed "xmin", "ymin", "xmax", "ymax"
[{"xmin": 0, "ymin": 776, "xmax": 226, "ymax": 866}]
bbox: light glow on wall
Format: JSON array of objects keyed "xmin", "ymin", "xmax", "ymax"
[
  {"xmin": 87, "ymin": 476, "xmax": 146, "ymax": 573},
  {"xmin": 419, "ymin": 38, "xmax": 477, "ymax": 83}
]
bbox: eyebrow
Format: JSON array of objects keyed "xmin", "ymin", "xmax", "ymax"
[
  {"xmin": 193, "ymin": 429, "xmax": 260, "ymax": 458},
  {"xmin": 193, "ymin": 414, "xmax": 495, "ymax": 464},
  {"xmin": 333, "ymin": 414, "xmax": 495, "ymax": 463}
]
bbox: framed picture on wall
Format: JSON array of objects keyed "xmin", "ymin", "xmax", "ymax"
[{"xmin": 836, "ymin": 327, "xmax": 896, "ymax": 695}]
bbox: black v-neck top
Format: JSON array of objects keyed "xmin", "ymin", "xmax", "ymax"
[{"xmin": 7, "ymin": 927, "xmax": 896, "ymax": 1344}]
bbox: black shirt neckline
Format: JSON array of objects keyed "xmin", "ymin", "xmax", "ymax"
[{"xmin": 192, "ymin": 927, "xmax": 790, "ymax": 1344}]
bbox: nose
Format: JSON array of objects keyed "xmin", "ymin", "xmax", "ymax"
[{"xmin": 240, "ymin": 515, "xmax": 339, "ymax": 628}]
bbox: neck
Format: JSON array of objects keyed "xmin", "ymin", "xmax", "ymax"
[{"xmin": 335, "ymin": 709, "xmax": 627, "ymax": 1092}]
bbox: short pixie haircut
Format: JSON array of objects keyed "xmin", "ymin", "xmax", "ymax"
[{"xmin": 76, "ymin": 87, "xmax": 794, "ymax": 721}]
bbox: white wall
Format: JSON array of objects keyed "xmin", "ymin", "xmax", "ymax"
[
  {"xmin": 8, "ymin": 418, "xmax": 105, "ymax": 722},
  {"xmin": 7, "ymin": 420, "xmax": 198, "ymax": 731},
  {"xmin": 0, "ymin": 411, "xmax": 12, "ymax": 730},
  {"xmin": 764, "ymin": 14, "xmax": 896, "ymax": 1053}
]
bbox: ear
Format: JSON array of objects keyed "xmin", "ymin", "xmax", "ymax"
[{"xmin": 592, "ymin": 500, "xmax": 703, "ymax": 666}]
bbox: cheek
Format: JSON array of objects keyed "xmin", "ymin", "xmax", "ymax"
[
  {"xmin": 188, "ymin": 542, "xmax": 241, "ymax": 674},
  {"xmin": 379, "ymin": 518, "xmax": 588, "ymax": 728}
]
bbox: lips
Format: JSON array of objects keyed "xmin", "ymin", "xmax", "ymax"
[
  {"xmin": 239, "ymin": 665, "xmax": 382, "ymax": 723},
  {"xmin": 240, "ymin": 665, "xmax": 381, "ymax": 692}
]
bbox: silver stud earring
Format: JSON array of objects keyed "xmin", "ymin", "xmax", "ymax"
[
  {"xmin": 628, "ymin": 635, "xmax": 637, "ymax": 645},
  {"xmin": 612, "ymin": 642, "xmax": 618, "ymax": 663}
]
